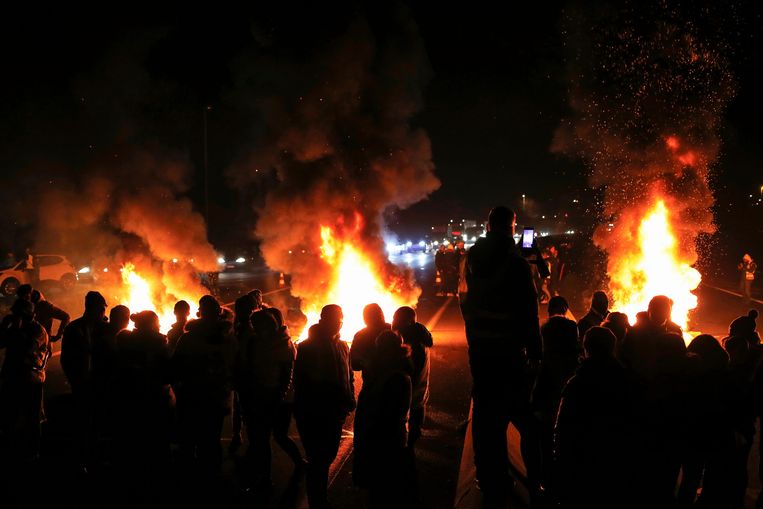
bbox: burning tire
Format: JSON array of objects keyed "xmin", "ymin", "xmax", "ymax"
[{"xmin": 1, "ymin": 277, "xmax": 20, "ymax": 297}]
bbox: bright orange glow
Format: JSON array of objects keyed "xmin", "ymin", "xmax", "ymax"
[
  {"xmin": 120, "ymin": 263, "xmax": 199, "ymax": 333},
  {"xmin": 299, "ymin": 225, "xmax": 415, "ymax": 340},
  {"xmin": 608, "ymin": 200, "xmax": 701, "ymax": 334},
  {"xmin": 666, "ymin": 136, "xmax": 680, "ymax": 150}
]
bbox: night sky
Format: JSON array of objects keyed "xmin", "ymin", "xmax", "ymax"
[{"xmin": 1, "ymin": 2, "xmax": 761, "ymax": 273}]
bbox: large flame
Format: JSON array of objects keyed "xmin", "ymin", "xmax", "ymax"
[
  {"xmin": 120, "ymin": 262, "xmax": 199, "ymax": 333},
  {"xmin": 608, "ymin": 200, "xmax": 701, "ymax": 332},
  {"xmin": 299, "ymin": 224, "xmax": 415, "ymax": 340}
]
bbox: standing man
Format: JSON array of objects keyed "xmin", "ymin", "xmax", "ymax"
[
  {"xmin": 739, "ymin": 253, "xmax": 757, "ymax": 304},
  {"xmin": 294, "ymin": 305, "xmax": 355, "ymax": 509},
  {"xmin": 459, "ymin": 206, "xmax": 542, "ymax": 507}
]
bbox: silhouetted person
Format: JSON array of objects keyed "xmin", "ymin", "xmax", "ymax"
[
  {"xmin": 435, "ymin": 245, "xmax": 446, "ymax": 295},
  {"xmin": 354, "ymin": 331, "xmax": 413, "ymax": 508},
  {"xmin": 392, "ymin": 306, "xmax": 432, "ymax": 449},
  {"xmin": 442, "ymin": 244, "xmax": 459, "ymax": 295},
  {"xmin": 235, "ymin": 310, "xmax": 296, "ymax": 492},
  {"xmin": 601, "ymin": 311, "xmax": 630, "ymax": 360},
  {"xmin": 61, "ymin": 291, "xmax": 108, "ymax": 471},
  {"xmin": 555, "ymin": 327, "xmax": 634, "ymax": 508},
  {"xmin": 724, "ymin": 335, "xmax": 758, "ymax": 509},
  {"xmin": 577, "ymin": 291, "xmax": 610, "ymax": 338},
  {"xmin": 230, "ymin": 294, "xmax": 257, "ymax": 453},
  {"xmin": 459, "ymin": 206, "xmax": 542, "ymax": 506},
  {"xmin": 294, "ymin": 305, "xmax": 355, "ymax": 509},
  {"xmin": 351, "ymin": 303, "xmax": 391, "ymax": 385},
  {"xmin": 739, "ymin": 253, "xmax": 757, "ymax": 304},
  {"xmin": 263, "ymin": 306, "xmax": 304, "ymax": 470},
  {"xmin": 172, "ymin": 295, "xmax": 236, "ymax": 476},
  {"xmin": 93, "ymin": 304, "xmax": 130, "ymax": 442},
  {"xmin": 249, "ymin": 288, "xmax": 267, "ymax": 310},
  {"xmin": 16, "ymin": 283, "xmax": 33, "ymax": 302},
  {"xmin": 620, "ymin": 295, "xmax": 683, "ymax": 381},
  {"xmin": 729, "ymin": 309, "xmax": 761, "ymax": 361},
  {"xmin": 533, "ymin": 296, "xmax": 579, "ymax": 498},
  {"xmin": 167, "ymin": 300, "xmax": 191, "ymax": 355},
  {"xmin": 678, "ymin": 334, "xmax": 730, "ymax": 508},
  {"xmin": 112, "ymin": 311, "xmax": 172, "ymax": 498},
  {"xmin": 0, "ymin": 299, "xmax": 49, "ymax": 464},
  {"xmin": 30, "ymin": 289, "xmax": 70, "ymax": 341}
]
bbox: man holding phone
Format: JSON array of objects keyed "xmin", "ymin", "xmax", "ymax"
[{"xmin": 459, "ymin": 206, "xmax": 543, "ymax": 507}]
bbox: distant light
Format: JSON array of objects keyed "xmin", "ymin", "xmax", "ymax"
[
  {"xmin": 386, "ymin": 243, "xmax": 396, "ymax": 253},
  {"xmin": 172, "ymin": 258, "xmax": 178, "ymax": 264},
  {"xmin": 78, "ymin": 267, "xmax": 91, "ymax": 274},
  {"xmin": 103, "ymin": 268, "xmax": 109, "ymax": 273},
  {"xmin": 418, "ymin": 253, "xmax": 427, "ymax": 265},
  {"xmin": 288, "ymin": 250, "xmax": 293, "ymax": 254},
  {"xmin": 406, "ymin": 241, "xmax": 413, "ymax": 247},
  {"xmin": 217, "ymin": 257, "xmax": 225, "ymax": 264},
  {"xmin": 404, "ymin": 253, "xmax": 413, "ymax": 263},
  {"xmin": 472, "ymin": 236, "xmax": 477, "ymax": 242},
  {"xmin": 235, "ymin": 257, "xmax": 246, "ymax": 264},
  {"xmin": 542, "ymin": 215, "xmax": 545, "ymax": 219},
  {"xmin": 418, "ymin": 240, "xmax": 426, "ymax": 247},
  {"xmin": 433, "ymin": 241, "xmax": 439, "ymax": 246}
]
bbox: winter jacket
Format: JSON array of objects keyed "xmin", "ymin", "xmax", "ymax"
[
  {"xmin": 235, "ymin": 329, "xmax": 296, "ymax": 406},
  {"xmin": 34, "ymin": 300, "xmax": 70, "ymax": 338},
  {"xmin": 172, "ymin": 317, "xmax": 236, "ymax": 413},
  {"xmin": 459, "ymin": 231, "xmax": 541, "ymax": 360},
  {"xmin": 0, "ymin": 316, "xmax": 49, "ymax": 384},
  {"xmin": 397, "ymin": 322, "xmax": 432, "ymax": 411},
  {"xmin": 61, "ymin": 316, "xmax": 108, "ymax": 389},
  {"xmin": 351, "ymin": 322, "xmax": 391, "ymax": 380}
]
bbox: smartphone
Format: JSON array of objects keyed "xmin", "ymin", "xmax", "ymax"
[{"xmin": 521, "ymin": 227, "xmax": 535, "ymax": 249}]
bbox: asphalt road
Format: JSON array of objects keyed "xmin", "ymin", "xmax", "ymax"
[{"xmin": 3, "ymin": 251, "xmax": 763, "ymax": 508}]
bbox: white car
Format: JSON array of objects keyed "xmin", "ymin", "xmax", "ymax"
[{"xmin": 0, "ymin": 255, "xmax": 78, "ymax": 296}]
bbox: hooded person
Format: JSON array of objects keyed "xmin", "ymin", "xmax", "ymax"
[
  {"xmin": 0, "ymin": 298, "xmax": 49, "ymax": 463},
  {"xmin": 353, "ymin": 331, "xmax": 414, "ymax": 508},
  {"xmin": 235, "ymin": 310, "xmax": 297, "ymax": 490},
  {"xmin": 171, "ymin": 295, "xmax": 236, "ymax": 475},
  {"xmin": 167, "ymin": 300, "xmax": 191, "ymax": 355},
  {"xmin": 293, "ymin": 305, "xmax": 355, "ymax": 509},
  {"xmin": 351, "ymin": 303, "xmax": 392, "ymax": 385}
]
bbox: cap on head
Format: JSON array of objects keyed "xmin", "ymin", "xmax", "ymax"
[
  {"xmin": 85, "ymin": 291, "xmax": 107, "ymax": 311},
  {"xmin": 131, "ymin": 310, "xmax": 160, "ymax": 332},
  {"xmin": 729, "ymin": 309, "xmax": 758, "ymax": 337}
]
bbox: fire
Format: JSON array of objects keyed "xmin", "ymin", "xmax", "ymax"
[
  {"xmin": 608, "ymin": 200, "xmax": 701, "ymax": 333},
  {"xmin": 298, "ymin": 224, "xmax": 415, "ymax": 340},
  {"xmin": 120, "ymin": 263, "xmax": 198, "ymax": 333}
]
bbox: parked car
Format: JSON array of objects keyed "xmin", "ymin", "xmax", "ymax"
[{"xmin": 0, "ymin": 254, "xmax": 78, "ymax": 296}]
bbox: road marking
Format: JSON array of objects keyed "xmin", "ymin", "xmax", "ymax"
[
  {"xmin": 701, "ymin": 283, "xmax": 763, "ymax": 305},
  {"xmin": 426, "ymin": 295, "xmax": 455, "ymax": 331}
]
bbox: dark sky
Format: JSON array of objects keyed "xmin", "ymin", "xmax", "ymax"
[{"xmin": 1, "ymin": 2, "xmax": 761, "ymax": 258}]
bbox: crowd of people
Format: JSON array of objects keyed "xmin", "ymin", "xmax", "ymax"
[
  {"xmin": 1, "ymin": 204, "xmax": 763, "ymax": 509},
  {"xmin": 0, "ymin": 283, "xmax": 433, "ymax": 508},
  {"xmin": 461, "ymin": 206, "xmax": 763, "ymax": 509}
]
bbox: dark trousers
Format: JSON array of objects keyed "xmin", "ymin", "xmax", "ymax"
[
  {"xmin": 742, "ymin": 279, "xmax": 753, "ymax": 302},
  {"xmin": 468, "ymin": 341, "xmax": 539, "ymax": 495},
  {"xmin": 296, "ymin": 414, "xmax": 345, "ymax": 509},
  {"xmin": 176, "ymin": 401, "xmax": 226, "ymax": 475},
  {"xmin": 273, "ymin": 402, "xmax": 303, "ymax": 465},
  {"xmin": 0, "ymin": 380, "xmax": 43, "ymax": 463}
]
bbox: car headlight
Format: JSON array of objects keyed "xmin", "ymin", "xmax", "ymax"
[{"xmin": 78, "ymin": 267, "xmax": 91, "ymax": 274}]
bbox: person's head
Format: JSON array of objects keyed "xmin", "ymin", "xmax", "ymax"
[
  {"xmin": 319, "ymin": 304, "xmax": 343, "ymax": 337},
  {"xmin": 25, "ymin": 247, "xmax": 32, "ymax": 256},
  {"xmin": 374, "ymin": 330, "xmax": 410, "ymax": 367},
  {"xmin": 198, "ymin": 295, "xmax": 221, "ymax": 319},
  {"xmin": 602, "ymin": 312, "xmax": 630, "ymax": 341},
  {"xmin": 84, "ymin": 291, "xmax": 108, "ymax": 319},
  {"xmin": 583, "ymin": 326, "xmax": 617, "ymax": 359},
  {"xmin": 743, "ymin": 253, "xmax": 752, "ymax": 263},
  {"xmin": 687, "ymin": 334, "xmax": 728, "ymax": 373},
  {"xmin": 109, "ymin": 305, "xmax": 131, "ymax": 330},
  {"xmin": 438, "ymin": 245, "xmax": 445, "ymax": 253},
  {"xmin": 446, "ymin": 244, "xmax": 455, "ymax": 252},
  {"xmin": 264, "ymin": 307, "xmax": 285, "ymax": 329},
  {"xmin": 591, "ymin": 291, "xmax": 609, "ymax": 315},
  {"xmin": 549, "ymin": 245, "xmax": 558, "ymax": 257},
  {"xmin": 648, "ymin": 295, "xmax": 673, "ymax": 326},
  {"xmin": 363, "ymin": 303, "xmax": 385, "ymax": 328},
  {"xmin": 547, "ymin": 296, "xmax": 569, "ymax": 317},
  {"xmin": 248, "ymin": 289, "xmax": 264, "ymax": 309},
  {"xmin": 174, "ymin": 300, "xmax": 191, "ymax": 321},
  {"xmin": 729, "ymin": 309, "xmax": 758, "ymax": 339},
  {"xmin": 724, "ymin": 335, "xmax": 750, "ymax": 366},
  {"xmin": 16, "ymin": 284, "xmax": 33, "ymax": 302},
  {"xmin": 30, "ymin": 289, "xmax": 44, "ymax": 305},
  {"xmin": 251, "ymin": 310, "xmax": 279, "ymax": 338},
  {"xmin": 234, "ymin": 294, "xmax": 256, "ymax": 324},
  {"xmin": 392, "ymin": 306, "xmax": 417, "ymax": 331},
  {"xmin": 487, "ymin": 206, "xmax": 516, "ymax": 236},
  {"xmin": 11, "ymin": 298, "xmax": 35, "ymax": 322},
  {"xmin": 131, "ymin": 311, "xmax": 160, "ymax": 333},
  {"xmin": 635, "ymin": 311, "xmax": 649, "ymax": 327},
  {"xmin": 457, "ymin": 241, "xmax": 465, "ymax": 250}
]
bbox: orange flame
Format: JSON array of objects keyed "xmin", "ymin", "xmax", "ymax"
[
  {"xmin": 120, "ymin": 263, "xmax": 199, "ymax": 333},
  {"xmin": 298, "ymin": 225, "xmax": 416, "ymax": 340},
  {"xmin": 608, "ymin": 200, "xmax": 701, "ymax": 334}
]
